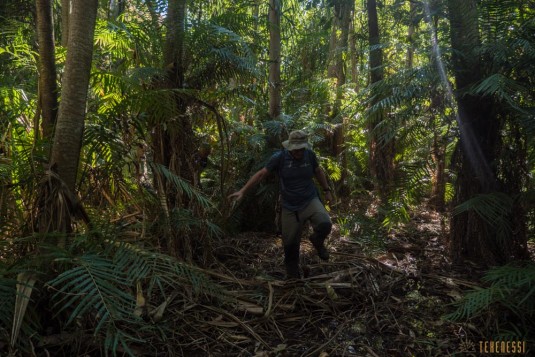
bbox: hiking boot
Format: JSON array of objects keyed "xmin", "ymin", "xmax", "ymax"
[
  {"xmin": 285, "ymin": 262, "xmax": 301, "ymax": 279},
  {"xmin": 284, "ymin": 244, "xmax": 301, "ymax": 279},
  {"xmin": 315, "ymin": 244, "xmax": 330, "ymax": 261}
]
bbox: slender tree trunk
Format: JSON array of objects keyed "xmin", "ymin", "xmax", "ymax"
[
  {"xmin": 367, "ymin": 0, "xmax": 382, "ymax": 86},
  {"xmin": 335, "ymin": 0, "xmax": 352, "ymax": 90},
  {"xmin": 108, "ymin": 0, "xmax": 125, "ymax": 19},
  {"xmin": 430, "ymin": 114, "xmax": 446, "ymax": 212},
  {"xmin": 328, "ymin": 0, "xmax": 352, "ymax": 115},
  {"xmin": 36, "ymin": 0, "xmax": 97, "ymax": 238},
  {"xmin": 60, "ymin": 0, "xmax": 70, "ymax": 46},
  {"xmin": 349, "ymin": 14, "xmax": 359, "ymax": 90},
  {"xmin": 164, "ymin": 0, "xmax": 186, "ymax": 87},
  {"xmin": 268, "ymin": 0, "xmax": 282, "ymax": 121},
  {"xmin": 426, "ymin": 11, "xmax": 447, "ymax": 212},
  {"xmin": 151, "ymin": 0, "xmax": 199, "ymax": 259},
  {"xmin": 36, "ymin": 0, "xmax": 58, "ymax": 141},
  {"xmin": 50, "ymin": 0, "xmax": 98, "ymax": 193},
  {"xmin": 327, "ymin": 0, "xmax": 353, "ymax": 193},
  {"xmin": 253, "ymin": 0, "xmax": 260, "ymax": 34},
  {"xmin": 406, "ymin": 0, "xmax": 416, "ymax": 69},
  {"xmin": 367, "ymin": 0, "xmax": 395, "ymax": 199}
]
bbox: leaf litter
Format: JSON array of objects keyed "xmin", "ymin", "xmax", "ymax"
[{"xmin": 155, "ymin": 206, "xmax": 489, "ymax": 356}]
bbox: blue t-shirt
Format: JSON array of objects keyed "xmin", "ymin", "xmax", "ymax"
[{"xmin": 265, "ymin": 149, "xmax": 319, "ymax": 211}]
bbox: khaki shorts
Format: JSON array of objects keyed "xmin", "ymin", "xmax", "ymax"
[{"xmin": 281, "ymin": 198, "xmax": 331, "ymax": 246}]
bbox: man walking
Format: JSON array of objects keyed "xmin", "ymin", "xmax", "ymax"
[{"xmin": 228, "ymin": 130, "xmax": 333, "ymax": 279}]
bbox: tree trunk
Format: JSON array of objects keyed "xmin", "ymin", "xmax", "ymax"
[
  {"xmin": 164, "ymin": 0, "xmax": 186, "ymax": 87},
  {"xmin": 268, "ymin": 0, "xmax": 282, "ymax": 121},
  {"xmin": 151, "ymin": 0, "xmax": 199, "ymax": 259},
  {"xmin": 50, "ymin": 0, "xmax": 98, "ymax": 193},
  {"xmin": 430, "ymin": 115, "xmax": 446, "ymax": 212},
  {"xmin": 447, "ymin": 0, "xmax": 527, "ymax": 265},
  {"xmin": 327, "ymin": 0, "xmax": 352, "ymax": 117},
  {"xmin": 426, "ymin": 13, "xmax": 447, "ymax": 212},
  {"xmin": 327, "ymin": 0, "xmax": 353, "ymax": 193},
  {"xmin": 60, "ymin": 0, "xmax": 70, "ymax": 46},
  {"xmin": 36, "ymin": 0, "xmax": 58, "ymax": 141},
  {"xmin": 406, "ymin": 0, "xmax": 416, "ymax": 69},
  {"xmin": 367, "ymin": 0, "xmax": 395, "ymax": 199},
  {"xmin": 36, "ymin": 0, "xmax": 97, "ymax": 239},
  {"xmin": 108, "ymin": 0, "xmax": 125, "ymax": 19},
  {"xmin": 367, "ymin": 0, "xmax": 383, "ymax": 86},
  {"xmin": 349, "ymin": 12, "xmax": 359, "ymax": 90},
  {"xmin": 326, "ymin": 0, "xmax": 352, "ymax": 85}
]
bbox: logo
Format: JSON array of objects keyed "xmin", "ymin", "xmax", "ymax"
[{"xmin": 478, "ymin": 340, "xmax": 527, "ymax": 354}]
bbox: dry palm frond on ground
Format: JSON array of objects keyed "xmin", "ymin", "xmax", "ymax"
[{"xmin": 150, "ymin": 211, "xmax": 485, "ymax": 356}]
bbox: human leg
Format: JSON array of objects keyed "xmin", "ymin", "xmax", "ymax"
[
  {"xmin": 302, "ymin": 199, "xmax": 332, "ymax": 261},
  {"xmin": 281, "ymin": 208, "xmax": 303, "ymax": 278}
]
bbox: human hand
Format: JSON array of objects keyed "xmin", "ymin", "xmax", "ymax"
[
  {"xmin": 324, "ymin": 191, "xmax": 333, "ymax": 204},
  {"xmin": 227, "ymin": 190, "xmax": 244, "ymax": 202}
]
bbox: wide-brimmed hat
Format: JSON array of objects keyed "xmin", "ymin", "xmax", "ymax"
[{"xmin": 282, "ymin": 130, "xmax": 311, "ymax": 151}]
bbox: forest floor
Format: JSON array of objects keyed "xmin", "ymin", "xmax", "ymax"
[{"xmin": 176, "ymin": 202, "xmax": 517, "ymax": 357}]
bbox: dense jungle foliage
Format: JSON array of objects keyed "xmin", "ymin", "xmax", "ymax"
[{"xmin": 0, "ymin": 0, "xmax": 534, "ymax": 355}]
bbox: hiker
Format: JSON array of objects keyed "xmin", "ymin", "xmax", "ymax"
[{"xmin": 228, "ymin": 130, "xmax": 333, "ymax": 279}]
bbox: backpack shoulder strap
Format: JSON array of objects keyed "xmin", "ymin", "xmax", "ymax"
[
  {"xmin": 278, "ymin": 150, "xmax": 286, "ymax": 191},
  {"xmin": 278, "ymin": 149, "xmax": 286, "ymax": 171}
]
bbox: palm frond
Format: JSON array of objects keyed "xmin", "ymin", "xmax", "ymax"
[
  {"xmin": 150, "ymin": 163, "xmax": 214, "ymax": 210},
  {"xmin": 446, "ymin": 262, "xmax": 535, "ymax": 336},
  {"xmin": 188, "ymin": 21, "xmax": 258, "ymax": 88},
  {"xmin": 49, "ymin": 253, "xmax": 144, "ymax": 355},
  {"xmin": 50, "ymin": 254, "xmax": 138, "ymax": 327},
  {"xmin": 83, "ymin": 121, "xmax": 129, "ymax": 165},
  {"xmin": 453, "ymin": 192, "xmax": 513, "ymax": 239},
  {"xmin": 11, "ymin": 272, "xmax": 36, "ymax": 348},
  {"xmin": 0, "ymin": 263, "xmax": 42, "ymax": 352},
  {"xmin": 380, "ymin": 160, "xmax": 431, "ymax": 229},
  {"xmin": 166, "ymin": 208, "xmax": 224, "ymax": 239},
  {"xmin": 127, "ymin": 88, "xmax": 192, "ymax": 124},
  {"xmin": 471, "ymin": 73, "xmax": 529, "ymax": 106},
  {"xmin": 111, "ymin": 241, "xmax": 222, "ymax": 298},
  {"xmin": 445, "ymin": 285, "xmax": 502, "ymax": 321},
  {"xmin": 0, "ymin": 276, "xmax": 17, "ymax": 340}
]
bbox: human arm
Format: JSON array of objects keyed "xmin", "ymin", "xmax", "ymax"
[
  {"xmin": 314, "ymin": 166, "xmax": 333, "ymax": 204},
  {"xmin": 227, "ymin": 167, "xmax": 270, "ymax": 202}
]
